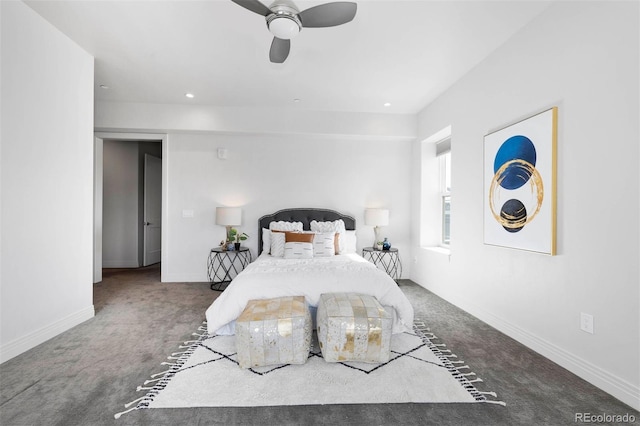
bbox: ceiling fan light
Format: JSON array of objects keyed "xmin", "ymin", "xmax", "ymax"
[{"xmin": 268, "ymin": 15, "xmax": 300, "ymax": 39}]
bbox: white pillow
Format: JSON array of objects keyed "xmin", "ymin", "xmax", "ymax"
[
  {"xmin": 284, "ymin": 242, "xmax": 314, "ymax": 259},
  {"xmin": 261, "ymin": 228, "xmax": 271, "ymax": 254},
  {"xmin": 313, "ymin": 232, "xmax": 336, "ymax": 257},
  {"xmin": 310, "ymin": 219, "xmax": 346, "ymax": 253},
  {"xmin": 344, "ymin": 230, "xmax": 357, "ymax": 253},
  {"xmin": 270, "ymin": 232, "xmax": 286, "ymax": 257},
  {"xmin": 269, "ymin": 221, "xmax": 303, "ymax": 232}
]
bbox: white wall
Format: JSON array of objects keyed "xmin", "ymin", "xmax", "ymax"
[
  {"xmin": 94, "ymin": 100, "xmax": 417, "ymax": 283},
  {"xmin": 162, "ymin": 133, "xmax": 413, "ymax": 282},
  {"xmin": 0, "ymin": 1, "xmax": 94, "ymax": 362},
  {"xmin": 95, "ymin": 102, "xmax": 416, "ymax": 141},
  {"xmin": 102, "ymin": 140, "xmax": 139, "ymax": 268},
  {"xmin": 411, "ymin": 1, "xmax": 639, "ymax": 409}
]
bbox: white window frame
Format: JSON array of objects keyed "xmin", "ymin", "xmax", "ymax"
[{"xmin": 419, "ymin": 126, "xmax": 452, "ymax": 251}]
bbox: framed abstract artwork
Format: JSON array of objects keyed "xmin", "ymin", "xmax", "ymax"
[{"xmin": 483, "ymin": 107, "xmax": 558, "ymax": 255}]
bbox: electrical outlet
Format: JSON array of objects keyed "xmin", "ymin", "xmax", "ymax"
[{"xmin": 580, "ymin": 312, "xmax": 594, "ymax": 334}]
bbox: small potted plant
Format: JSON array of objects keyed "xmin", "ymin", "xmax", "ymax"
[
  {"xmin": 376, "ymin": 241, "xmax": 384, "ymax": 251},
  {"xmin": 228, "ymin": 228, "xmax": 249, "ymax": 250}
]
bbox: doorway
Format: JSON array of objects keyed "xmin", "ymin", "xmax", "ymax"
[{"xmin": 94, "ymin": 133, "xmax": 167, "ymax": 283}]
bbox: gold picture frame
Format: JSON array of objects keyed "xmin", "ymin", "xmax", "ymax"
[{"xmin": 483, "ymin": 107, "xmax": 558, "ymax": 255}]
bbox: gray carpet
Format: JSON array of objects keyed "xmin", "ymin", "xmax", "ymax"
[{"xmin": 0, "ymin": 265, "xmax": 637, "ymax": 426}]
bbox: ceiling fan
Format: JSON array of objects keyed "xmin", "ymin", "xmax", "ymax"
[{"xmin": 231, "ymin": 0, "xmax": 357, "ymax": 63}]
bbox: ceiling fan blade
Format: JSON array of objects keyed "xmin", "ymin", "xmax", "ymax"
[
  {"xmin": 231, "ymin": 0, "xmax": 272, "ymax": 16},
  {"xmin": 270, "ymin": 37, "xmax": 290, "ymax": 63},
  {"xmin": 298, "ymin": 2, "xmax": 357, "ymax": 28}
]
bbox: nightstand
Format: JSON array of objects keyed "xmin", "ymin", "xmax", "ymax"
[
  {"xmin": 207, "ymin": 247, "xmax": 252, "ymax": 291},
  {"xmin": 362, "ymin": 247, "xmax": 402, "ymax": 282}
]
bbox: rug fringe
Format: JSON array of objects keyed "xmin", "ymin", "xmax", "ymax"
[
  {"xmin": 413, "ymin": 320, "xmax": 506, "ymax": 406},
  {"xmin": 114, "ymin": 395, "xmax": 147, "ymax": 419},
  {"xmin": 114, "ymin": 405, "xmax": 138, "ymax": 419},
  {"xmin": 124, "ymin": 396, "xmax": 145, "ymax": 408},
  {"xmin": 136, "ymin": 386, "xmax": 154, "ymax": 391},
  {"xmin": 114, "ymin": 321, "xmax": 209, "ymax": 419}
]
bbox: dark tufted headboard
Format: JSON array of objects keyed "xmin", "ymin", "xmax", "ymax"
[{"xmin": 258, "ymin": 208, "xmax": 356, "ymax": 254}]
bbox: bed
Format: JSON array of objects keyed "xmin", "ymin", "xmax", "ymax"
[{"xmin": 205, "ymin": 208, "xmax": 414, "ymax": 336}]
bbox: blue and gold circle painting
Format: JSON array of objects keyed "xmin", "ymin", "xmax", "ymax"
[
  {"xmin": 489, "ymin": 135, "xmax": 543, "ymax": 233},
  {"xmin": 483, "ymin": 107, "xmax": 556, "ymax": 254}
]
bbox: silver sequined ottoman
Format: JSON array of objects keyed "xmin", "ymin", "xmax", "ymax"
[
  {"xmin": 236, "ymin": 296, "xmax": 312, "ymax": 369},
  {"xmin": 316, "ymin": 292, "xmax": 392, "ymax": 363}
]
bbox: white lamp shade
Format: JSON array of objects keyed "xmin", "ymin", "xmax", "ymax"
[
  {"xmin": 364, "ymin": 209, "xmax": 389, "ymax": 226},
  {"xmin": 216, "ymin": 207, "xmax": 242, "ymax": 226}
]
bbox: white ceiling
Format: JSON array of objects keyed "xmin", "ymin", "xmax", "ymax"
[{"xmin": 26, "ymin": 0, "xmax": 552, "ymax": 114}]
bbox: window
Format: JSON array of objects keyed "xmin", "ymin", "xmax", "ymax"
[
  {"xmin": 420, "ymin": 125, "xmax": 451, "ymax": 250},
  {"xmin": 437, "ymin": 140, "xmax": 451, "ymax": 246}
]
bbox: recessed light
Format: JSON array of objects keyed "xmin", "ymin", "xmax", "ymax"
[
  {"xmin": 100, "ymin": 85, "xmax": 109, "ymax": 89},
  {"xmin": 185, "ymin": 93, "xmax": 195, "ymax": 98},
  {"xmin": 294, "ymin": 98, "xmax": 301, "ymax": 103},
  {"xmin": 384, "ymin": 102, "xmax": 391, "ymax": 107}
]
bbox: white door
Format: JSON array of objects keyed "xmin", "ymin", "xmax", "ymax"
[{"xmin": 143, "ymin": 154, "xmax": 162, "ymax": 266}]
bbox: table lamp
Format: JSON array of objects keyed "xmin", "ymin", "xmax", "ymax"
[
  {"xmin": 364, "ymin": 208, "xmax": 389, "ymax": 249},
  {"xmin": 216, "ymin": 207, "xmax": 242, "ymax": 242}
]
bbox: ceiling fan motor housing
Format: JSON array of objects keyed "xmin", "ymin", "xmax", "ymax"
[{"xmin": 266, "ymin": 3, "xmax": 301, "ymax": 39}]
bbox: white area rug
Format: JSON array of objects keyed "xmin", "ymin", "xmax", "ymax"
[{"xmin": 116, "ymin": 320, "xmax": 503, "ymax": 418}]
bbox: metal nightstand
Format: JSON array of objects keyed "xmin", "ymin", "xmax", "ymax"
[
  {"xmin": 362, "ymin": 247, "xmax": 402, "ymax": 282},
  {"xmin": 207, "ymin": 247, "xmax": 252, "ymax": 291}
]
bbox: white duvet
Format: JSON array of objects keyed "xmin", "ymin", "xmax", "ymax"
[{"xmin": 205, "ymin": 253, "xmax": 415, "ymax": 335}]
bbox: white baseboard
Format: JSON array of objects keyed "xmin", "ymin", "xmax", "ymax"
[
  {"xmin": 0, "ymin": 305, "xmax": 95, "ymax": 364},
  {"xmin": 421, "ymin": 284, "xmax": 640, "ymax": 411}
]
